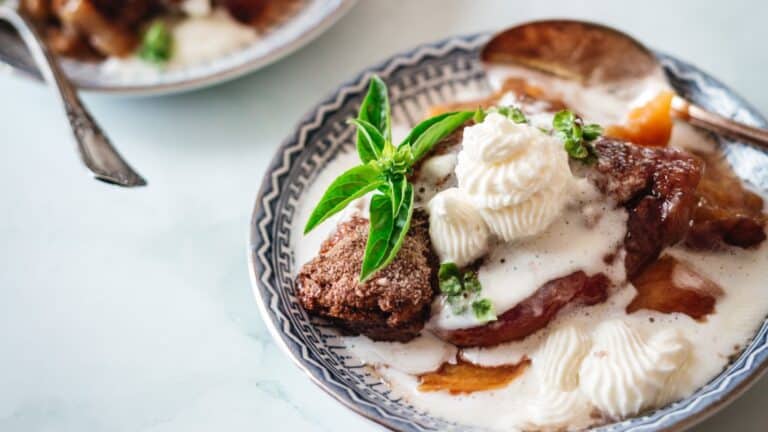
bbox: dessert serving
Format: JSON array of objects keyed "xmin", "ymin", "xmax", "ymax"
[
  {"xmin": 289, "ymin": 63, "xmax": 768, "ymax": 431},
  {"xmin": 19, "ymin": 0, "xmax": 303, "ymax": 68}
]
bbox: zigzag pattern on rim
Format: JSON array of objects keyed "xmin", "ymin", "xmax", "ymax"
[{"xmin": 249, "ymin": 34, "xmax": 768, "ymax": 432}]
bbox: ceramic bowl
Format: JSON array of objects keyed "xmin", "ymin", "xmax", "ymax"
[
  {"xmin": 0, "ymin": 0, "xmax": 356, "ymax": 95},
  {"xmin": 248, "ymin": 33, "xmax": 768, "ymax": 432}
]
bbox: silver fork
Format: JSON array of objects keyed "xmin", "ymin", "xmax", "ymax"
[{"xmin": 0, "ymin": 1, "xmax": 146, "ymax": 187}]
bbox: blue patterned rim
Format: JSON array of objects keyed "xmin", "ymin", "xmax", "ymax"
[{"xmin": 248, "ymin": 33, "xmax": 768, "ymax": 432}]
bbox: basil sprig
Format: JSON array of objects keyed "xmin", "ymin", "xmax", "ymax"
[
  {"xmin": 553, "ymin": 110, "xmax": 603, "ymax": 162},
  {"xmin": 438, "ymin": 263, "xmax": 496, "ymax": 322},
  {"xmin": 304, "ymin": 76, "xmax": 473, "ymax": 281}
]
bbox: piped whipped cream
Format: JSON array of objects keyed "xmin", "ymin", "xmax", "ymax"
[
  {"xmin": 428, "ymin": 188, "xmax": 490, "ymax": 267},
  {"xmin": 455, "ymin": 112, "xmax": 572, "ymax": 242},
  {"xmin": 579, "ymin": 320, "xmax": 690, "ymax": 418},
  {"xmin": 532, "ymin": 325, "xmax": 591, "ymax": 391}
]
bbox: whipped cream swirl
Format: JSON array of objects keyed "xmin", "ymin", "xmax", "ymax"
[
  {"xmin": 455, "ymin": 112, "xmax": 572, "ymax": 242},
  {"xmin": 533, "ymin": 325, "xmax": 591, "ymax": 391},
  {"xmin": 427, "ymin": 188, "xmax": 490, "ymax": 267},
  {"xmin": 579, "ymin": 320, "xmax": 690, "ymax": 418}
]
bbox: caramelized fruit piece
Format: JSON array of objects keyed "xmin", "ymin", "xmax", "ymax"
[
  {"xmin": 435, "ymin": 272, "xmax": 610, "ymax": 348},
  {"xmin": 418, "ymin": 359, "xmax": 530, "ymax": 395},
  {"xmin": 591, "ymin": 138, "xmax": 703, "ymax": 277},
  {"xmin": 686, "ymin": 153, "xmax": 767, "ymax": 250},
  {"xmin": 606, "ymin": 91, "xmax": 674, "ymax": 147},
  {"xmin": 628, "ymin": 255, "xmax": 723, "ymax": 320}
]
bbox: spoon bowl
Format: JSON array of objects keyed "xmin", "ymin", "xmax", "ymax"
[{"xmin": 481, "ymin": 19, "xmax": 768, "ymax": 147}]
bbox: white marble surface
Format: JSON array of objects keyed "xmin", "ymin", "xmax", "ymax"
[{"xmin": 1, "ymin": 1, "xmax": 767, "ymax": 431}]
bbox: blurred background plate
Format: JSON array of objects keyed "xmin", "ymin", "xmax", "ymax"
[{"xmin": 0, "ymin": 0, "xmax": 356, "ymax": 96}]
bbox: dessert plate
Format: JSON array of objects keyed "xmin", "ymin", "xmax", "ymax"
[
  {"xmin": 248, "ymin": 33, "xmax": 768, "ymax": 431},
  {"xmin": 0, "ymin": 0, "xmax": 356, "ymax": 95}
]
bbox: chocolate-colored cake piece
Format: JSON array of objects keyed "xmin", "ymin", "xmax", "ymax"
[{"xmin": 297, "ymin": 212, "xmax": 436, "ymax": 342}]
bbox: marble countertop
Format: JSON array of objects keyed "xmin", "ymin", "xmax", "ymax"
[{"xmin": 1, "ymin": 1, "xmax": 767, "ymax": 431}]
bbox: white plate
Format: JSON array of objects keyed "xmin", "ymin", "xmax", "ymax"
[{"xmin": 0, "ymin": 0, "xmax": 356, "ymax": 96}]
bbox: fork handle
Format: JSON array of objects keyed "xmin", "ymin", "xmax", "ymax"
[
  {"xmin": 0, "ymin": 5, "xmax": 146, "ymax": 187},
  {"xmin": 672, "ymin": 96, "xmax": 768, "ymax": 148}
]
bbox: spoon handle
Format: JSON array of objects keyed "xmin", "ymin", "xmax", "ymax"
[
  {"xmin": 672, "ymin": 96, "xmax": 768, "ymax": 148},
  {"xmin": 0, "ymin": 6, "xmax": 146, "ymax": 187}
]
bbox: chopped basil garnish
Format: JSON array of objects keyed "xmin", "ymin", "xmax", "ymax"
[
  {"xmin": 471, "ymin": 298, "xmax": 496, "ymax": 322},
  {"xmin": 438, "ymin": 263, "xmax": 496, "ymax": 322},
  {"xmin": 496, "ymin": 106, "xmax": 527, "ymax": 124},
  {"xmin": 463, "ymin": 271, "xmax": 482, "ymax": 293},
  {"xmin": 304, "ymin": 76, "xmax": 473, "ymax": 281},
  {"xmin": 553, "ymin": 110, "xmax": 603, "ymax": 162},
  {"xmin": 139, "ymin": 21, "xmax": 173, "ymax": 64},
  {"xmin": 473, "ymin": 106, "xmax": 527, "ymax": 124}
]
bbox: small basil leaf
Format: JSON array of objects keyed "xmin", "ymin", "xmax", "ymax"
[
  {"xmin": 304, "ymin": 162, "xmax": 384, "ymax": 234},
  {"xmin": 463, "ymin": 272, "xmax": 482, "ymax": 293},
  {"xmin": 360, "ymin": 193, "xmax": 395, "ymax": 281},
  {"xmin": 448, "ymin": 295, "xmax": 468, "ymax": 314},
  {"xmin": 358, "ymin": 76, "xmax": 391, "ymax": 142},
  {"xmin": 373, "ymin": 183, "xmax": 414, "ymax": 276},
  {"xmin": 389, "ymin": 176, "xmax": 407, "ymax": 216},
  {"xmin": 565, "ymin": 139, "xmax": 589, "ymax": 159},
  {"xmin": 438, "ymin": 262, "xmax": 461, "ymax": 281},
  {"xmin": 411, "ymin": 111, "xmax": 474, "ymax": 162},
  {"xmin": 139, "ymin": 21, "xmax": 173, "ymax": 64},
  {"xmin": 349, "ymin": 118, "xmax": 385, "ymax": 163},
  {"xmin": 496, "ymin": 106, "xmax": 527, "ymax": 124},
  {"xmin": 582, "ymin": 123, "xmax": 603, "ymax": 141},
  {"xmin": 471, "ymin": 298, "xmax": 496, "ymax": 322},
  {"xmin": 440, "ymin": 276, "xmax": 463, "ymax": 296},
  {"xmin": 472, "ymin": 107, "xmax": 487, "ymax": 124},
  {"xmin": 553, "ymin": 110, "xmax": 575, "ymax": 132},
  {"xmin": 399, "ymin": 111, "xmax": 457, "ymax": 148}
]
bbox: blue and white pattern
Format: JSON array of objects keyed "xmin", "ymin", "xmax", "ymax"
[{"xmin": 248, "ymin": 34, "xmax": 768, "ymax": 432}]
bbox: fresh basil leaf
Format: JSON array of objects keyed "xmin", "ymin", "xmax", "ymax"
[
  {"xmin": 463, "ymin": 272, "xmax": 482, "ymax": 293},
  {"xmin": 399, "ymin": 111, "xmax": 457, "ymax": 148},
  {"xmin": 360, "ymin": 193, "xmax": 395, "ymax": 281},
  {"xmin": 349, "ymin": 118, "xmax": 385, "ymax": 163},
  {"xmin": 303, "ymin": 162, "xmax": 384, "ymax": 234},
  {"xmin": 497, "ymin": 106, "xmax": 527, "ymax": 124},
  {"xmin": 438, "ymin": 262, "xmax": 461, "ymax": 281},
  {"xmin": 471, "ymin": 298, "xmax": 496, "ymax": 322},
  {"xmin": 440, "ymin": 276, "xmax": 463, "ymax": 296},
  {"xmin": 411, "ymin": 111, "xmax": 474, "ymax": 162},
  {"xmin": 565, "ymin": 139, "xmax": 589, "ymax": 159},
  {"xmin": 374, "ymin": 183, "xmax": 414, "ymax": 274},
  {"xmin": 472, "ymin": 107, "xmax": 487, "ymax": 124},
  {"xmin": 448, "ymin": 295, "xmax": 468, "ymax": 314},
  {"xmin": 553, "ymin": 110, "xmax": 575, "ymax": 132},
  {"xmin": 139, "ymin": 21, "xmax": 173, "ymax": 64},
  {"xmin": 389, "ymin": 176, "xmax": 407, "ymax": 216},
  {"xmin": 582, "ymin": 123, "xmax": 603, "ymax": 141},
  {"xmin": 358, "ymin": 76, "xmax": 391, "ymax": 143}
]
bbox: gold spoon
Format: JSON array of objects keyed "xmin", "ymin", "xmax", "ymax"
[
  {"xmin": 0, "ymin": 2, "xmax": 146, "ymax": 187},
  {"xmin": 481, "ymin": 20, "xmax": 768, "ymax": 146}
]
